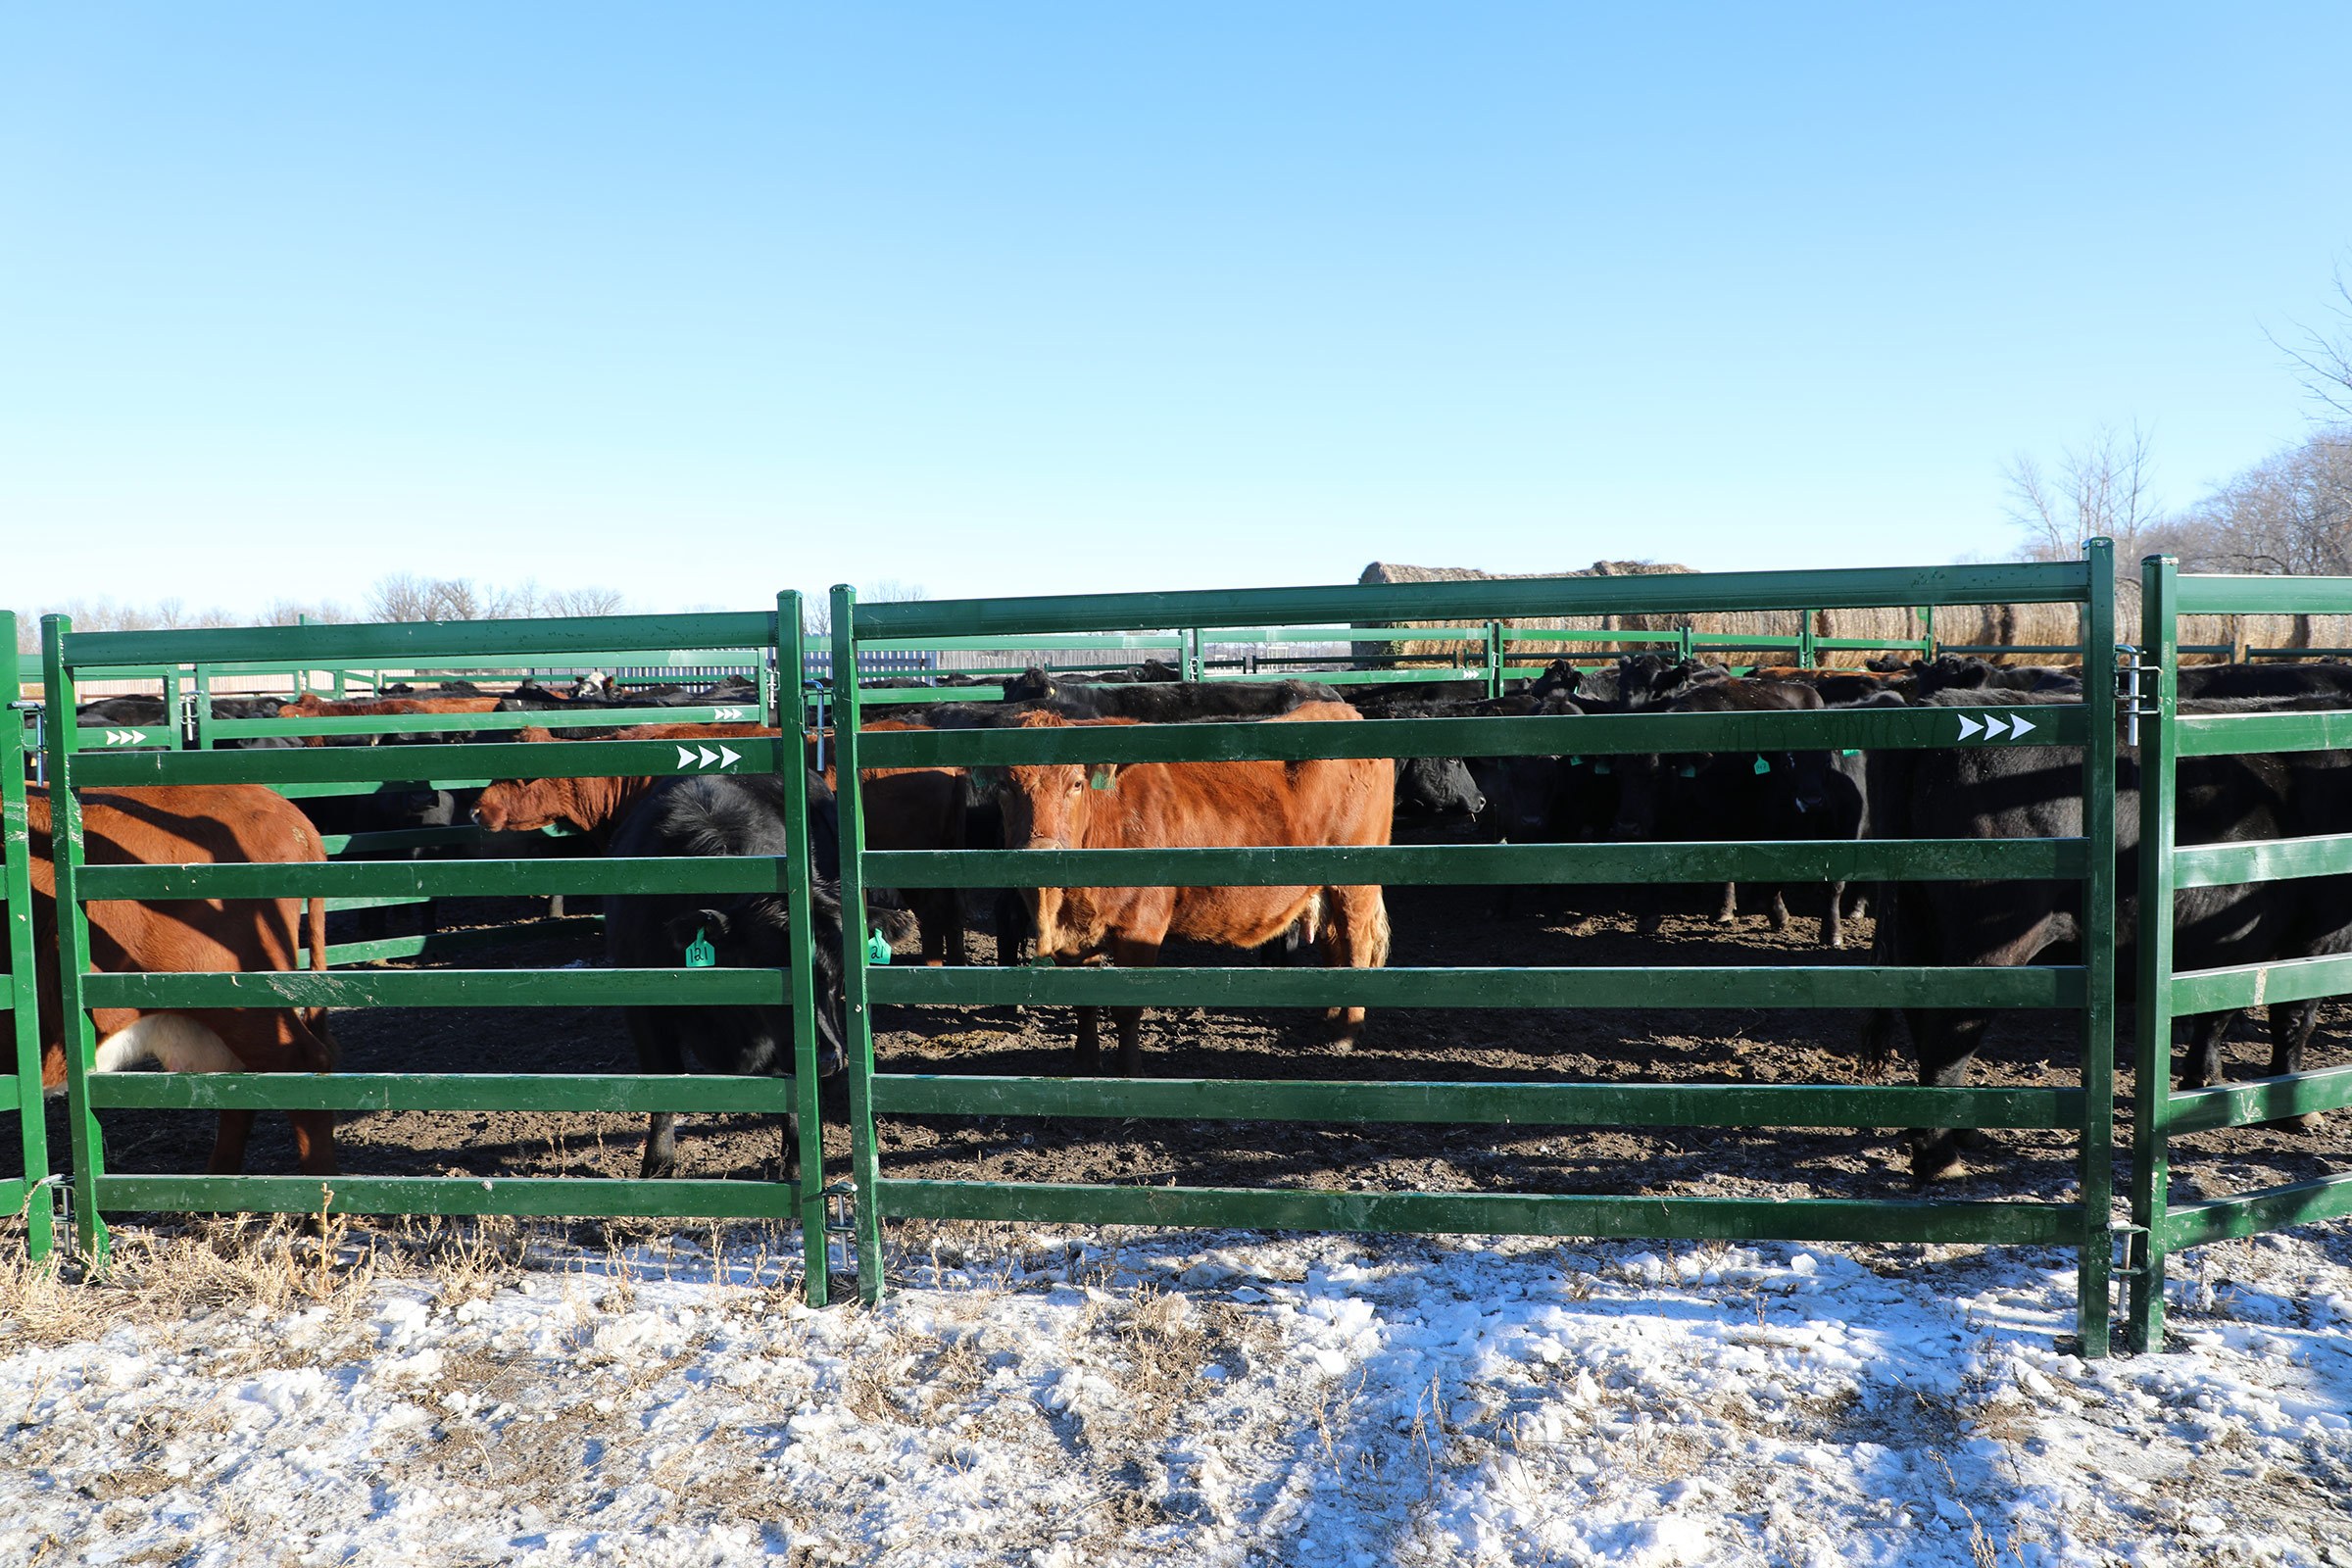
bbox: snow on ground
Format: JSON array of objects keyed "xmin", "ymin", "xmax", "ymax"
[{"xmin": 2, "ymin": 1220, "xmax": 2349, "ymax": 1568}]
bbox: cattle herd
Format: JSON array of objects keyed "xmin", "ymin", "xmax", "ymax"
[{"xmin": 32, "ymin": 650, "xmax": 2352, "ymax": 1192}]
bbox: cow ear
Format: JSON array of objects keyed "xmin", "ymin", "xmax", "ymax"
[
  {"xmin": 969, "ymin": 765, "xmax": 1004, "ymax": 792},
  {"xmin": 1088, "ymin": 763, "xmax": 1119, "ymax": 792},
  {"xmin": 666, "ymin": 909, "xmax": 729, "ymax": 950}
]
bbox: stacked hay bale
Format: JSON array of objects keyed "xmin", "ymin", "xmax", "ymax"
[
  {"xmin": 1357, "ymin": 561, "xmax": 1900, "ymax": 668},
  {"xmin": 1354, "ymin": 562, "xmax": 2352, "ymax": 667}
]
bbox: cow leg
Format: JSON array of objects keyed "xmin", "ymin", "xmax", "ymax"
[
  {"xmin": 2266, "ymin": 1002, "xmax": 2325, "ymax": 1133},
  {"xmin": 1075, "ymin": 1007, "xmax": 1102, "ymax": 1076},
  {"xmin": 1904, "ymin": 1007, "xmax": 1994, "ymax": 1182},
  {"xmin": 1106, "ymin": 933, "xmax": 1165, "ymax": 1078},
  {"xmin": 209, "ymin": 1111, "xmax": 259, "ymax": 1175},
  {"xmin": 1715, "ymin": 883, "xmax": 1739, "ymax": 924},
  {"xmin": 1767, "ymin": 888, "xmax": 1792, "ymax": 934},
  {"xmin": 288, "ymin": 1111, "xmax": 339, "ymax": 1176},
  {"xmin": 1319, "ymin": 886, "xmax": 1392, "ymax": 1054},
  {"xmin": 2178, "ymin": 1012, "xmax": 2233, "ymax": 1093},
  {"xmin": 626, "ymin": 1008, "xmax": 686, "ymax": 1178},
  {"xmin": 1826, "ymin": 881, "xmax": 1847, "ymax": 951}
]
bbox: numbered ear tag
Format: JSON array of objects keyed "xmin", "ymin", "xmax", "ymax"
[
  {"xmin": 1753, "ymin": 756, "xmax": 1773, "ymax": 774},
  {"xmin": 866, "ymin": 929, "xmax": 893, "ymax": 965},
  {"xmin": 1088, "ymin": 764, "xmax": 1115, "ymax": 791},
  {"xmin": 684, "ymin": 928, "xmax": 715, "ymax": 968},
  {"xmin": 1678, "ymin": 763, "xmax": 1697, "ymax": 779}
]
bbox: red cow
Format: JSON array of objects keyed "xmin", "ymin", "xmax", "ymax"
[
  {"xmin": 992, "ymin": 702, "xmax": 1394, "ymax": 1075},
  {"xmin": 28, "ymin": 785, "xmax": 339, "ymax": 1174}
]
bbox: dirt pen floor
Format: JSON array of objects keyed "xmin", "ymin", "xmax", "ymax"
[{"xmin": 65, "ymin": 876, "xmax": 2348, "ymax": 1240}]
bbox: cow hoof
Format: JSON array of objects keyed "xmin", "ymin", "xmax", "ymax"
[
  {"xmin": 1328, "ymin": 1039, "xmax": 1356, "ymax": 1056},
  {"xmin": 1910, "ymin": 1135, "xmax": 1964, "ymax": 1184}
]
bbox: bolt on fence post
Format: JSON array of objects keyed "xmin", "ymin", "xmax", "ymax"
[
  {"xmin": 40, "ymin": 615, "xmax": 110, "ymax": 1266},
  {"xmin": 830, "ymin": 585, "xmax": 887, "ymax": 1303},
  {"xmin": 2129, "ymin": 553, "xmax": 2180, "ymax": 1353},
  {"xmin": 2075, "ymin": 537, "xmax": 2119, "ymax": 1358}
]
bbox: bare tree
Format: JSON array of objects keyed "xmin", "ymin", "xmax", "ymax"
[
  {"xmin": 2186, "ymin": 428, "xmax": 2352, "ymax": 576},
  {"xmin": 2270, "ymin": 265, "xmax": 2352, "ymax": 423},
  {"xmin": 2003, "ymin": 422, "xmax": 2183, "ymax": 562},
  {"xmin": 544, "ymin": 585, "xmax": 629, "ymax": 616}
]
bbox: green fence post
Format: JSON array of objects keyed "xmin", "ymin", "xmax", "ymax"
[
  {"xmin": 1184, "ymin": 628, "xmax": 1203, "ymax": 684},
  {"xmin": 1, "ymin": 622, "xmax": 55, "ymax": 1259},
  {"xmin": 1486, "ymin": 620, "xmax": 1504, "ymax": 698},
  {"xmin": 192, "ymin": 664, "xmax": 214, "ymax": 750},
  {"xmin": 39, "ymin": 616, "xmax": 109, "ymax": 1265},
  {"xmin": 775, "ymin": 592, "xmax": 829, "ymax": 1306},
  {"xmin": 831, "ymin": 587, "xmax": 886, "ymax": 1303},
  {"xmin": 2128, "ymin": 554, "xmax": 2180, "ymax": 1352},
  {"xmin": 2076, "ymin": 539, "xmax": 2119, "ymax": 1357},
  {"xmin": 1921, "ymin": 605, "xmax": 1936, "ymax": 661},
  {"xmin": 1797, "ymin": 612, "xmax": 1818, "ymax": 669}
]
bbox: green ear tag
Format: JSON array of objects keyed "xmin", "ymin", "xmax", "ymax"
[
  {"xmin": 1753, "ymin": 756, "xmax": 1773, "ymax": 774},
  {"xmin": 1088, "ymin": 764, "xmax": 1114, "ymax": 791},
  {"xmin": 1568, "ymin": 756, "xmax": 1584, "ymax": 766},
  {"xmin": 866, "ymin": 929, "xmax": 892, "ymax": 965},
  {"xmin": 1678, "ymin": 763, "xmax": 1697, "ymax": 779},
  {"xmin": 1593, "ymin": 760, "xmax": 1611, "ymax": 775},
  {"xmin": 684, "ymin": 928, "xmax": 715, "ymax": 968},
  {"xmin": 1840, "ymin": 748, "xmax": 1861, "ymax": 758}
]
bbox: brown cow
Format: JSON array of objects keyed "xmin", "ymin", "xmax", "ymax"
[
  {"xmin": 275, "ymin": 692, "xmax": 506, "ymax": 747},
  {"xmin": 470, "ymin": 724, "xmax": 780, "ymax": 844},
  {"xmin": 28, "ymin": 785, "xmax": 339, "ymax": 1175},
  {"xmin": 472, "ymin": 723, "xmax": 969, "ymax": 963},
  {"xmin": 993, "ymin": 702, "xmax": 1393, "ymax": 1075}
]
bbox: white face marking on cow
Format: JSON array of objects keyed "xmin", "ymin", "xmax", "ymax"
[{"xmin": 92, "ymin": 1013, "xmax": 245, "ymax": 1074}]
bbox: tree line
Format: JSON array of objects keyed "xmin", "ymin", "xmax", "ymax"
[{"xmin": 2009, "ymin": 270, "xmax": 2352, "ymax": 573}]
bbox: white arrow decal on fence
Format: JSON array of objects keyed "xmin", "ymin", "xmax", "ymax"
[
  {"xmin": 718, "ymin": 745, "xmax": 741, "ymax": 768},
  {"xmin": 697, "ymin": 745, "xmax": 719, "ymax": 767},
  {"xmin": 1984, "ymin": 715, "xmax": 2011, "ymax": 740},
  {"xmin": 106, "ymin": 729, "xmax": 145, "ymax": 746},
  {"xmin": 713, "ymin": 707, "xmax": 745, "ymax": 720},
  {"xmin": 1957, "ymin": 714, "xmax": 1983, "ymax": 740},
  {"xmin": 677, "ymin": 745, "xmax": 697, "ymax": 768},
  {"xmin": 2010, "ymin": 714, "xmax": 2035, "ymax": 740}
]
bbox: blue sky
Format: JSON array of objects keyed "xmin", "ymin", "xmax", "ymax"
[{"xmin": 4, "ymin": 5, "xmax": 2348, "ymax": 618}]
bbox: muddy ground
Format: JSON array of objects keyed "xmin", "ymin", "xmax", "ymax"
[{"xmin": 62, "ymin": 878, "xmax": 2346, "ymax": 1227}]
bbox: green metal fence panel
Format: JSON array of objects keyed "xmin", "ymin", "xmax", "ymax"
[
  {"xmin": 2, "ymin": 617, "xmax": 56, "ymax": 1258},
  {"xmin": 43, "ymin": 603, "xmax": 832, "ymax": 1299},
  {"xmin": 2130, "ymin": 560, "xmax": 2352, "ymax": 1350},
  {"xmin": 830, "ymin": 555, "xmax": 2121, "ymax": 1352}
]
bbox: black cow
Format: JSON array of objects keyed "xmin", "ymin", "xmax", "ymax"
[
  {"xmin": 605, "ymin": 771, "xmax": 853, "ymax": 1180},
  {"xmin": 1904, "ymin": 656, "xmax": 2082, "ymax": 699},
  {"xmin": 1869, "ymin": 690, "xmax": 2352, "ymax": 1180},
  {"xmin": 1002, "ymin": 669, "xmax": 1339, "ymax": 719},
  {"xmin": 1350, "ymin": 694, "xmax": 1555, "ymax": 825},
  {"xmin": 2177, "ymin": 662, "xmax": 2352, "ymax": 701},
  {"xmin": 1607, "ymin": 679, "xmax": 1840, "ymax": 935}
]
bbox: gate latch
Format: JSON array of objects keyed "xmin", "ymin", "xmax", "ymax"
[
  {"xmin": 822, "ymin": 1181, "xmax": 858, "ymax": 1278},
  {"xmin": 2116, "ymin": 651, "xmax": 2163, "ymax": 746}
]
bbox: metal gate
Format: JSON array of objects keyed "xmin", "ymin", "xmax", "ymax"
[
  {"xmin": 2128, "ymin": 559, "xmax": 2352, "ymax": 1349},
  {"xmin": 829, "ymin": 547, "xmax": 2125, "ymax": 1354},
  {"xmin": 41, "ymin": 600, "xmax": 836, "ymax": 1300}
]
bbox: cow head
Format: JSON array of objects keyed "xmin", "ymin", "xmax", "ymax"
[
  {"xmin": 660, "ymin": 891, "xmax": 849, "ymax": 1077},
  {"xmin": 990, "ymin": 711, "xmax": 1121, "ymax": 954}
]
